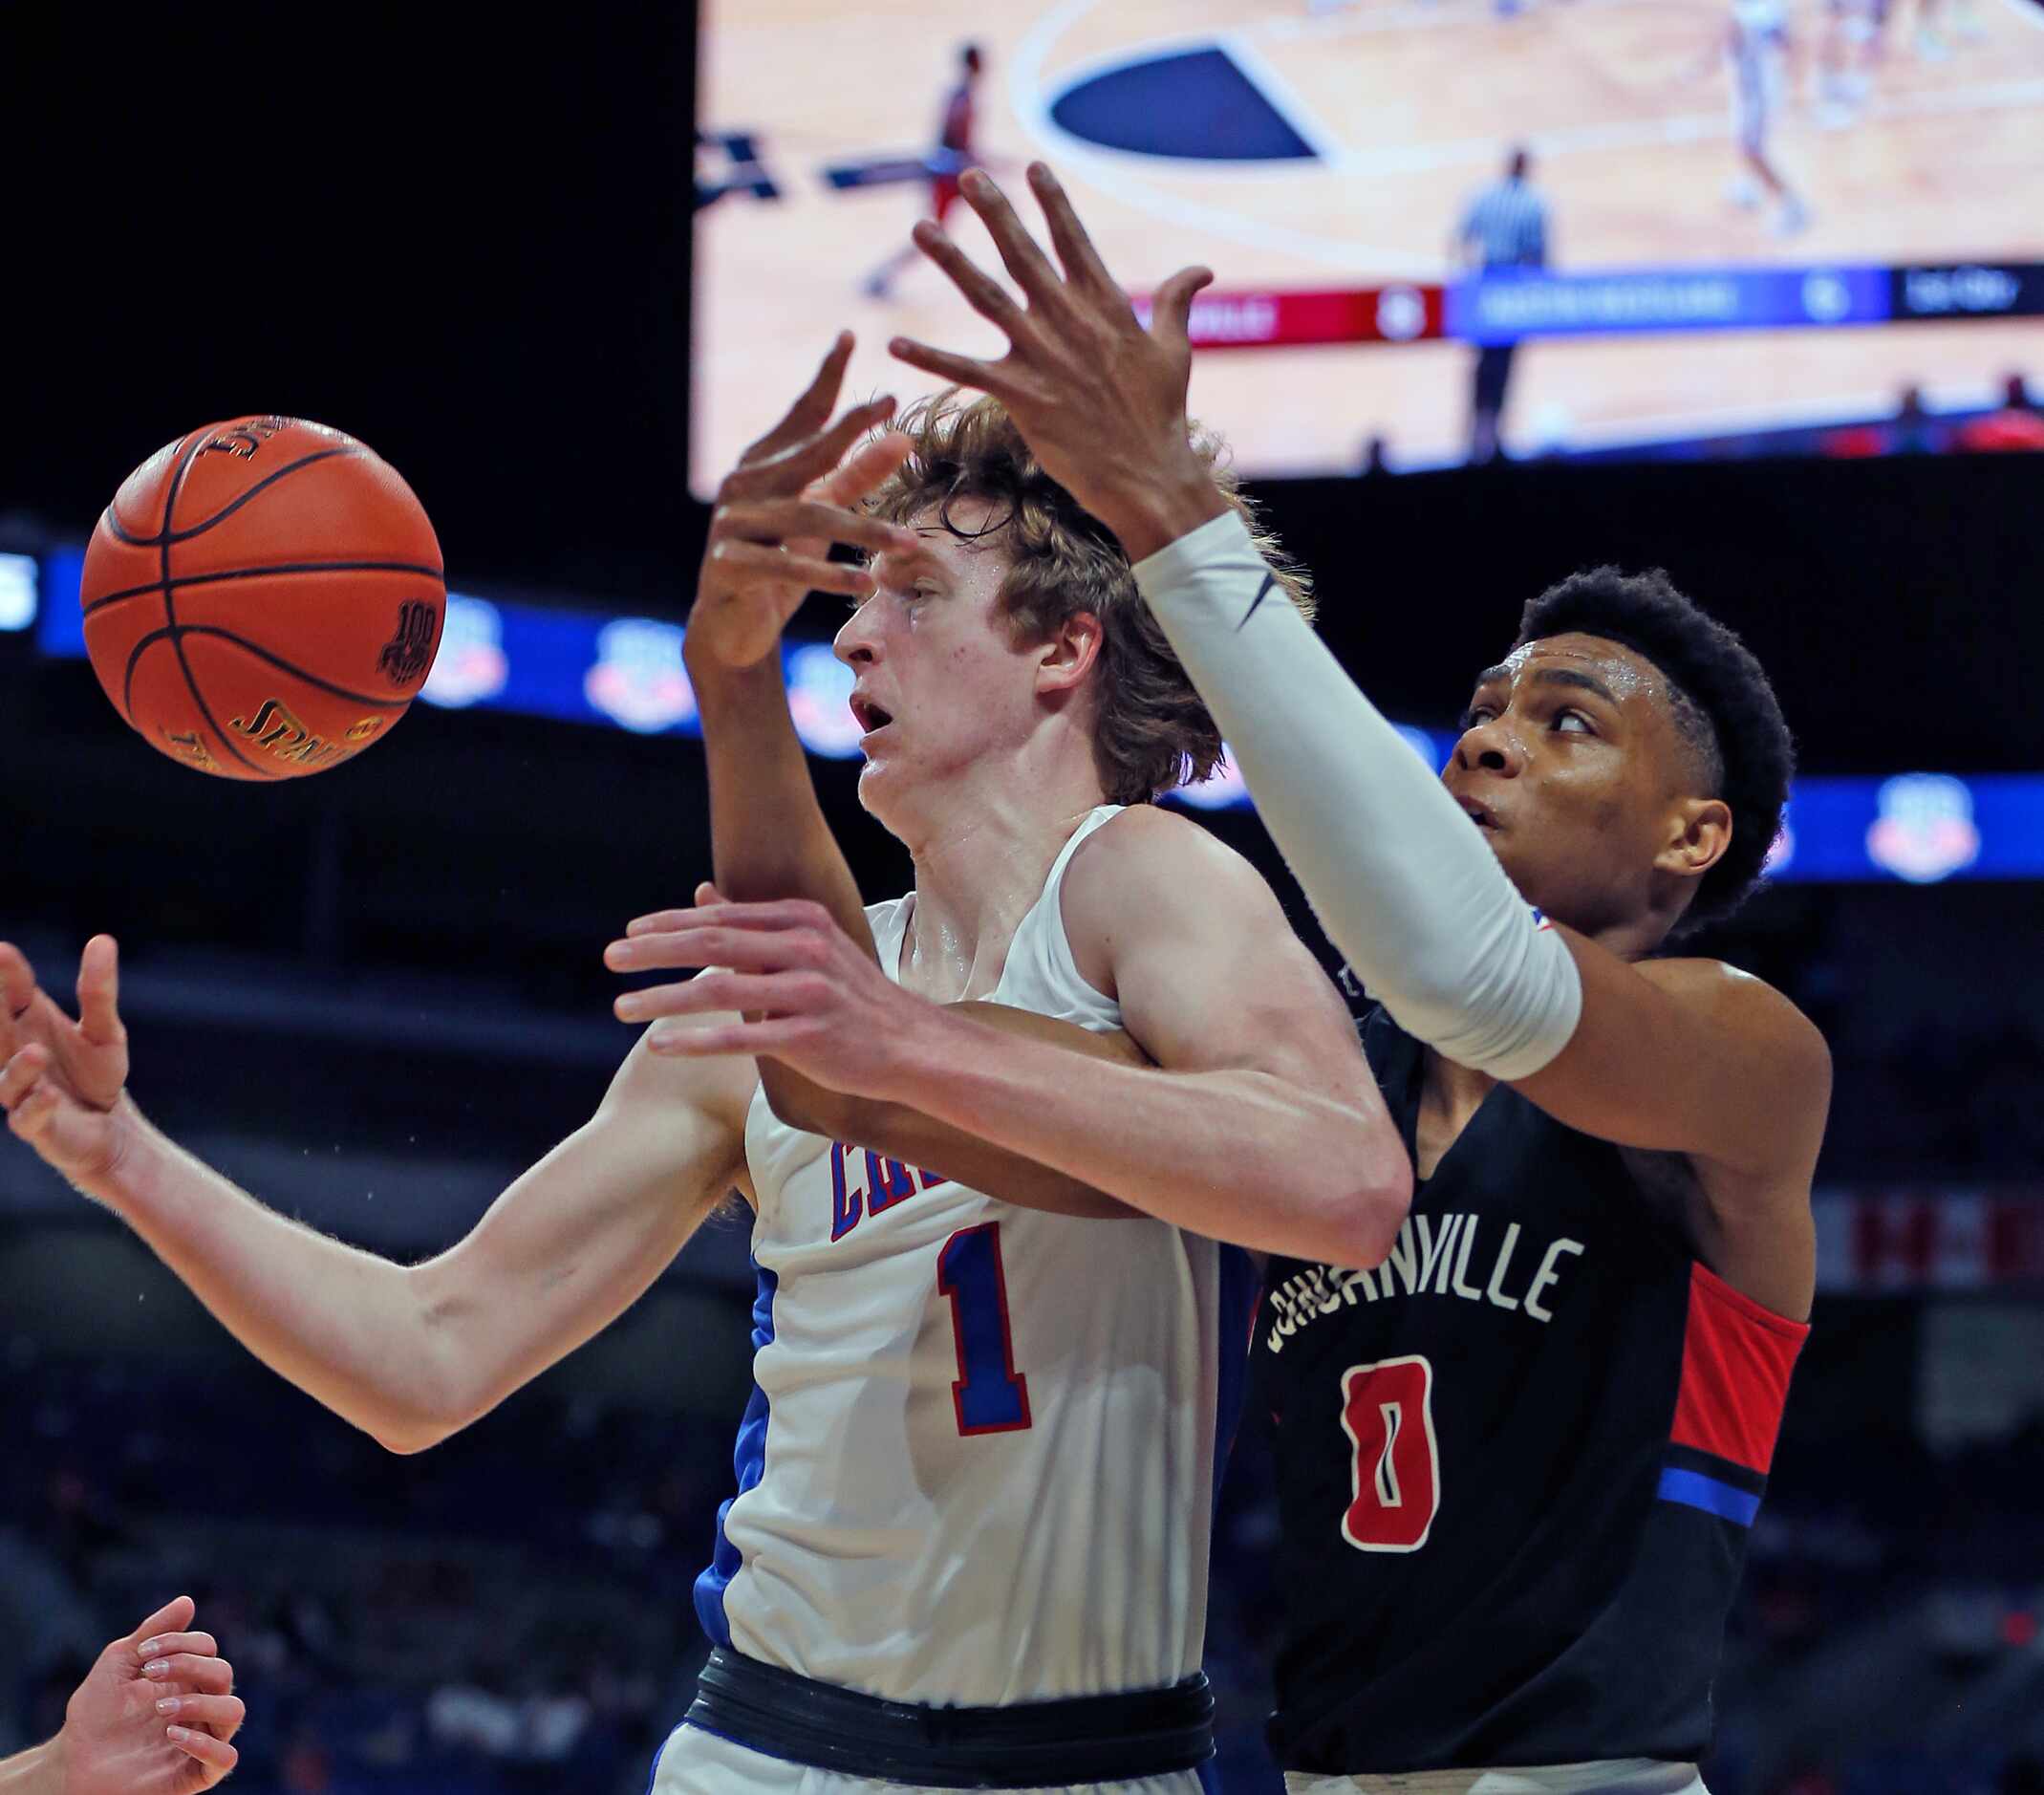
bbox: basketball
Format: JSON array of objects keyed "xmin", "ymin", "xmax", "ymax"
[{"xmin": 78, "ymin": 416, "xmax": 446, "ymax": 779}]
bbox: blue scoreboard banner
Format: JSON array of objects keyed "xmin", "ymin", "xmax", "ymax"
[{"xmin": 30, "ymin": 551, "xmax": 2043, "ymax": 886}]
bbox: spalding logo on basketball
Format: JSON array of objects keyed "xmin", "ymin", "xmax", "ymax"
[{"xmin": 78, "ymin": 416, "xmax": 447, "ymax": 779}]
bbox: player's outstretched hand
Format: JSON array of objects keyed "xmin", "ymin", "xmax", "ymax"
[
  {"xmin": 888, "ymin": 162, "xmax": 1224, "ymax": 562},
  {"xmin": 690, "ymin": 333, "xmax": 919, "ymax": 673},
  {"xmin": 607, "ymin": 884, "xmax": 932, "ymax": 1101},
  {"xmin": 55, "ymin": 1595, "xmax": 244, "ymax": 1793},
  {"xmin": 0, "ymin": 936, "xmax": 135, "ymax": 1188}
]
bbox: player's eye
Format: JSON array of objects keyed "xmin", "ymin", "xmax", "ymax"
[
  {"xmin": 1554, "ymin": 709, "xmax": 1594, "ymax": 733},
  {"xmin": 1459, "ymin": 704, "xmax": 1495, "ymax": 730}
]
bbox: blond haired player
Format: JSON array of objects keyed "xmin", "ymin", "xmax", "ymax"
[{"xmin": 1, "ymin": 336, "xmax": 1408, "ymax": 1789}]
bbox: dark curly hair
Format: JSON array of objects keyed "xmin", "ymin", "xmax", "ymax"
[{"xmin": 1515, "ymin": 567, "xmax": 1794, "ymax": 936}]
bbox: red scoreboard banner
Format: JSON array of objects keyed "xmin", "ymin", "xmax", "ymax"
[{"xmin": 1132, "ymin": 284, "xmax": 1446, "ymax": 350}]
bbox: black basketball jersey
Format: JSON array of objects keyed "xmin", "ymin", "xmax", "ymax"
[{"xmin": 1258, "ymin": 1006, "xmax": 1808, "ymax": 1775}]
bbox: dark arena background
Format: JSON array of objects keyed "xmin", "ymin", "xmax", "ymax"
[{"xmin": 4, "ymin": 9, "xmax": 2042, "ymax": 1793}]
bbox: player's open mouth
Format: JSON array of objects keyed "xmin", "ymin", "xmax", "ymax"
[
  {"xmin": 1457, "ymin": 797, "xmax": 1499, "ymax": 831},
  {"xmin": 850, "ymin": 696, "xmax": 894, "ymax": 736}
]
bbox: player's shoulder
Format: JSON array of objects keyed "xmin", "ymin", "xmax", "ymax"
[
  {"xmin": 1064, "ymin": 802, "xmax": 1274, "ymax": 921},
  {"xmin": 1633, "ymin": 953, "xmax": 1832, "ymax": 1081},
  {"xmin": 1058, "ymin": 804, "xmax": 1289, "ymax": 991}
]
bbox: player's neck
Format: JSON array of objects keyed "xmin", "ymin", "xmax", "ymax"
[{"xmin": 896, "ymin": 766, "xmax": 1108, "ymax": 1005}]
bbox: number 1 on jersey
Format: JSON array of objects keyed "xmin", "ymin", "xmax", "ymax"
[
  {"xmin": 1339, "ymin": 1354, "xmax": 1440, "ymax": 1552},
  {"xmin": 937, "ymin": 1222, "xmax": 1033, "ymax": 1436}
]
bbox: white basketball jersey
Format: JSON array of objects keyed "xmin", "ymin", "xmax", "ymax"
[{"xmin": 694, "ymin": 805, "xmax": 1257, "ymax": 1707}]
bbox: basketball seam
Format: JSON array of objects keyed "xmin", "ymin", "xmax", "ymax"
[
  {"xmin": 158, "ymin": 437, "xmax": 272, "ymax": 779},
  {"xmin": 83, "ymin": 560, "xmax": 447, "ymax": 618},
  {"xmin": 108, "ymin": 444, "xmax": 368, "ymax": 548},
  {"xmin": 122, "ymin": 622, "xmax": 413, "ymax": 710}
]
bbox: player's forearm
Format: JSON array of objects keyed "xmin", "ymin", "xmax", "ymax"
[
  {"xmin": 82, "ymin": 1103, "xmax": 452, "ymax": 1449},
  {"xmin": 889, "ymin": 1010, "xmax": 1407, "ymax": 1264},
  {"xmin": 0, "ymin": 1739, "xmax": 58, "ymax": 1793},
  {"xmin": 766, "ymin": 1006, "xmax": 1142, "ymax": 1219},
  {"xmin": 1130, "ymin": 511, "xmax": 1581, "ymax": 1081},
  {"xmin": 687, "ymin": 650, "xmax": 874, "ymax": 953}
]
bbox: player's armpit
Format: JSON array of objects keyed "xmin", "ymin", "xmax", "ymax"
[
  {"xmin": 1509, "ymin": 932, "xmax": 1830, "ymax": 1170},
  {"xmin": 762, "ymin": 1005, "xmax": 1148, "ymax": 1220}
]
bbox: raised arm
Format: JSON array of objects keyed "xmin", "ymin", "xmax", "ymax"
[
  {"xmin": 611, "ymin": 811, "xmax": 1412, "ymax": 1267},
  {"xmin": 0, "ymin": 937, "xmax": 754, "ymax": 1453},
  {"xmin": 680, "ymin": 333, "xmax": 913, "ymax": 951}
]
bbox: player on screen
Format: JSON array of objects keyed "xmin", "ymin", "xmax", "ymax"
[
  {"xmin": 0, "ymin": 1596, "xmax": 243, "ymax": 1793},
  {"xmin": 0, "ymin": 337, "xmax": 1409, "ymax": 1792},
  {"xmin": 728, "ymin": 161, "xmax": 1826, "ymax": 1791},
  {"xmin": 863, "ymin": 43, "xmax": 984, "ymax": 300},
  {"xmin": 1727, "ymin": 0, "xmax": 1810, "ymax": 233}
]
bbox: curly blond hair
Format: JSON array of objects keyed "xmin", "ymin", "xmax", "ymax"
[{"xmin": 867, "ymin": 391, "xmax": 1313, "ymax": 805}]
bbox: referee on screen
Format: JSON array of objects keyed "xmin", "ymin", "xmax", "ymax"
[{"xmin": 1452, "ymin": 145, "xmax": 1549, "ymax": 464}]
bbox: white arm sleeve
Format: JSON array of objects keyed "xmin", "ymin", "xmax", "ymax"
[{"xmin": 1132, "ymin": 508, "xmax": 1582, "ymax": 1081}]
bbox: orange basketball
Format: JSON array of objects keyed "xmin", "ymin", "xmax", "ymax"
[{"xmin": 79, "ymin": 416, "xmax": 446, "ymax": 779}]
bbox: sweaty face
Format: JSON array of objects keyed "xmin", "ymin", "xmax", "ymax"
[
  {"xmin": 833, "ymin": 498, "xmax": 1042, "ymax": 826},
  {"xmin": 1441, "ymin": 632, "xmax": 1719, "ymax": 937}
]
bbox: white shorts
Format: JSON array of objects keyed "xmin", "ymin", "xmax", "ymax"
[
  {"xmin": 650, "ymin": 1719, "xmax": 1209, "ymax": 1795},
  {"xmin": 1283, "ymin": 1763, "xmax": 1709, "ymax": 1795}
]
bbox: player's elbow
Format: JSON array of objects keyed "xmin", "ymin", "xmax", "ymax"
[
  {"xmin": 371, "ymin": 1417, "xmax": 449, "ymax": 1456},
  {"xmin": 1330, "ymin": 1156, "xmax": 1413, "ymax": 1270},
  {"xmin": 1295, "ymin": 1114, "xmax": 1412, "ymax": 1269}
]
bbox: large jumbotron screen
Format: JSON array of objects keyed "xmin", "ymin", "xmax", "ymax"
[{"xmin": 693, "ymin": 0, "xmax": 2044, "ymax": 482}]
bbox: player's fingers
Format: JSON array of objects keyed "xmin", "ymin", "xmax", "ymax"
[
  {"xmin": 142, "ymin": 1653, "xmax": 232, "ymax": 1693},
  {"xmin": 716, "ymin": 499, "xmax": 912, "ymax": 557},
  {"xmin": 814, "ymin": 431, "xmax": 915, "ymax": 511},
  {"xmin": 638, "ymin": 970, "xmax": 831, "ymax": 1024},
  {"xmin": 613, "ymin": 936, "xmax": 821, "ymax": 1006},
  {"xmin": 0, "ymin": 1046, "xmax": 52, "ymax": 1113},
  {"xmin": 742, "ymin": 332, "xmax": 854, "ymax": 463},
  {"xmin": 910, "ymin": 222, "xmax": 1031, "ymax": 336},
  {"xmin": 887, "ymin": 335, "xmax": 1017, "ymax": 400},
  {"xmin": 132, "ymin": 1630, "xmax": 218, "ymax": 1665},
  {"xmin": 133, "ymin": 1630, "xmax": 218, "ymax": 1662},
  {"xmin": 131, "ymin": 1596, "xmax": 199, "ymax": 1657},
  {"xmin": 1026, "ymin": 162, "xmax": 1120, "ymax": 296},
  {"xmin": 626, "ymin": 898, "xmax": 829, "ymax": 938},
  {"xmin": 75, "ymin": 935, "xmax": 125, "ymax": 1049},
  {"xmin": 705, "ymin": 539, "xmax": 872, "ymax": 600},
  {"xmin": 1149, "ymin": 265, "xmax": 1216, "ymax": 355},
  {"xmin": 776, "ymin": 398, "xmax": 904, "ymax": 488},
  {"xmin": 165, "ymin": 1723, "xmax": 239, "ymax": 1777},
  {"xmin": 157, "ymin": 1693, "xmax": 245, "ymax": 1739},
  {"xmin": 956, "ymin": 168, "xmax": 1066, "ymax": 309},
  {"xmin": 649, "ymin": 1015, "xmax": 817, "ymax": 1058},
  {"xmin": 613, "ymin": 926, "xmax": 826, "ymax": 986}
]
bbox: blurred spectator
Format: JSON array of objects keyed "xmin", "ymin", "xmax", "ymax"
[
  {"xmin": 1955, "ymin": 373, "xmax": 2044, "ymax": 452},
  {"xmin": 1452, "ymin": 145, "xmax": 1549, "ymax": 464},
  {"xmin": 1821, "ymin": 384, "xmax": 1946, "ymax": 457},
  {"xmin": 1358, "ymin": 434, "xmax": 1391, "ymax": 477}
]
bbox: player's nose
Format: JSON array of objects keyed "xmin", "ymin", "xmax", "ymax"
[
  {"xmin": 1453, "ymin": 714, "xmax": 1526, "ymax": 777},
  {"xmin": 833, "ymin": 603, "xmax": 881, "ymax": 667}
]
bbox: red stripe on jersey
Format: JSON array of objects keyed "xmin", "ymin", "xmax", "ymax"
[{"xmin": 1669, "ymin": 1262, "xmax": 1808, "ymax": 1475}]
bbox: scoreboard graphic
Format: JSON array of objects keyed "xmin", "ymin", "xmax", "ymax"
[{"xmin": 694, "ymin": 0, "xmax": 2044, "ymax": 483}]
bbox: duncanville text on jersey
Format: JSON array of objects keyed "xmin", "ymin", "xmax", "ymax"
[{"xmin": 1263, "ymin": 1216, "xmax": 1585, "ymax": 1354}]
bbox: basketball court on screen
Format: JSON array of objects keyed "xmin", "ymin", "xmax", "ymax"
[{"xmin": 694, "ymin": 0, "xmax": 2044, "ymax": 481}]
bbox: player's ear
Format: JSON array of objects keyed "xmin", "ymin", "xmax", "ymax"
[
  {"xmin": 1035, "ymin": 609, "xmax": 1104, "ymax": 698},
  {"xmin": 1655, "ymin": 795, "xmax": 1732, "ymax": 883}
]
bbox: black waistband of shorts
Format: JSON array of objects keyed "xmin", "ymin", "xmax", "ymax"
[{"xmin": 682, "ymin": 1646, "xmax": 1215, "ymax": 1788}]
